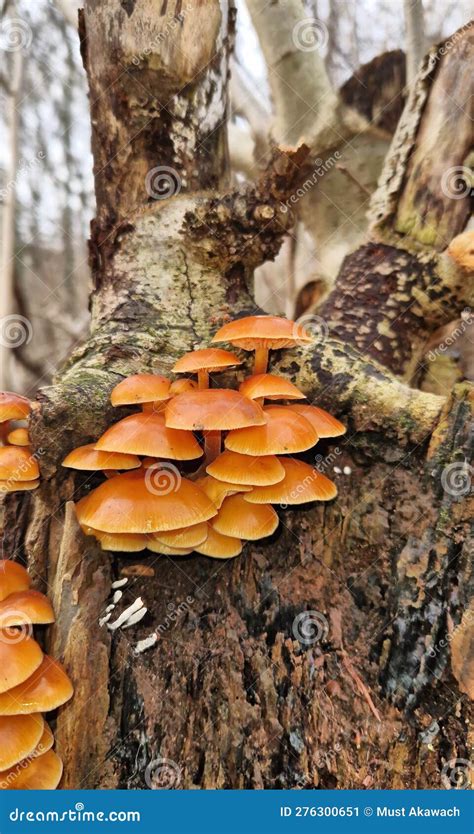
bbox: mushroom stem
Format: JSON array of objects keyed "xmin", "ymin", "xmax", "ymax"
[
  {"xmin": 197, "ymin": 369, "xmax": 209, "ymax": 390},
  {"xmin": 204, "ymin": 430, "xmax": 221, "ymax": 465},
  {"xmin": 253, "ymin": 347, "xmax": 269, "ymax": 375}
]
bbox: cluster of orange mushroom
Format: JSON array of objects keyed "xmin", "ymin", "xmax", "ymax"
[
  {"xmin": 67, "ymin": 315, "xmax": 345, "ymax": 558},
  {"xmin": 0, "ymin": 560, "xmax": 73, "ymax": 789},
  {"xmin": 0, "ymin": 393, "xmax": 39, "ymax": 493}
]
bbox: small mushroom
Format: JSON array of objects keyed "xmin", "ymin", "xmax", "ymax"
[
  {"xmin": 0, "ymin": 656, "xmax": 73, "ymax": 715},
  {"xmin": 75, "ymin": 469, "xmax": 216, "ymax": 534},
  {"xmin": 0, "ymin": 590, "xmax": 55, "ymax": 627},
  {"xmin": 89, "ymin": 531, "xmax": 149, "ymax": 552},
  {"xmin": 152, "ymin": 522, "xmax": 208, "ymax": 549},
  {"xmin": 196, "ymin": 475, "xmax": 252, "ymax": 509},
  {"xmin": 62, "ymin": 444, "xmax": 141, "ymax": 473},
  {"xmin": 95, "ymin": 413, "xmax": 202, "ymax": 460},
  {"xmin": 0, "ymin": 632, "xmax": 44, "ymax": 694},
  {"xmin": 110, "ymin": 373, "xmax": 171, "ymax": 413},
  {"xmin": 447, "ymin": 230, "xmax": 474, "ymax": 272},
  {"xmin": 165, "ymin": 388, "xmax": 266, "ymax": 465},
  {"xmin": 239, "ymin": 373, "xmax": 305, "ymax": 404},
  {"xmin": 194, "ymin": 525, "xmax": 242, "ymax": 559},
  {"xmin": 0, "ymin": 561, "xmax": 31, "ymax": 602},
  {"xmin": 0, "ymin": 749, "xmax": 63, "ymax": 790},
  {"xmin": 206, "ymin": 450, "xmax": 285, "ymax": 486},
  {"xmin": 169, "ymin": 378, "xmax": 198, "ymax": 395},
  {"xmin": 6, "ymin": 428, "xmax": 30, "ymax": 446},
  {"xmin": 287, "ymin": 404, "xmax": 346, "ymax": 437},
  {"xmin": 0, "ymin": 479, "xmax": 39, "ymax": 494},
  {"xmin": 147, "ymin": 541, "xmax": 193, "ymax": 556},
  {"xmin": 0, "ymin": 714, "xmax": 45, "ymax": 771},
  {"xmin": 212, "ymin": 315, "xmax": 312, "ymax": 374},
  {"xmin": 173, "ymin": 348, "xmax": 242, "ymax": 390},
  {"xmin": 0, "ymin": 447, "xmax": 39, "ymax": 481},
  {"xmin": 243, "ymin": 458, "xmax": 337, "ymax": 504},
  {"xmin": 225, "ymin": 405, "xmax": 318, "ymax": 455},
  {"xmin": 212, "ymin": 494, "xmax": 279, "ymax": 540}
]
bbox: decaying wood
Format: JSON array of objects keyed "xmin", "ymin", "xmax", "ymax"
[{"xmin": 1, "ymin": 3, "xmax": 472, "ymax": 790}]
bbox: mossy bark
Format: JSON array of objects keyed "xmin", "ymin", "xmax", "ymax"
[{"xmin": 1, "ymin": 4, "xmax": 472, "ymax": 790}]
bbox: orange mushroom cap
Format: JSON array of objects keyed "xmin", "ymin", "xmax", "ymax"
[
  {"xmin": 0, "ymin": 479, "xmax": 39, "ymax": 494},
  {"xmin": 173, "ymin": 348, "xmax": 242, "ymax": 374},
  {"xmin": 212, "ymin": 315, "xmax": 312, "ymax": 350},
  {"xmin": 0, "ymin": 447, "xmax": 39, "ymax": 481},
  {"xmin": 169, "ymin": 378, "xmax": 198, "ymax": 395},
  {"xmin": 194, "ymin": 525, "xmax": 242, "ymax": 559},
  {"xmin": 447, "ymin": 230, "xmax": 474, "ymax": 272},
  {"xmin": 146, "ymin": 541, "xmax": 193, "ymax": 556},
  {"xmin": 88, "ymin": 530, "xmax": 149, "ymax": 552},
  {"xmin": 239, "ymin": 373, "xmax": 305, "ymax": 401},
  {"xmin": 75, "ymin": 469, "xmax": 216, "ymax": 534},
  {"xmin": 225, "ymin": 405, "xmax": 318, "ymax": 455},
  {"xmin": 0, "ymin": 714, "xmax": 44, "ymax": 771},
  {"xmin": 62, "ymin": 443, "xmax": 141, "ymax": 471},
  {"xmin": 0, "ymin": 392, "xmax": 31, "ymax": 422},
  {"xmin": 165, "ymin": 389, "xmax": 266, "ymax": 431},
  {"xmin": 0, "ymin": 560, "xmax": 31, "ymax": 602},
  {"xmin": 152, "ymin": 522, "xmax": 208, "ymax": 548},
  {"xmin": 95, "ymin": 413, "xmax": 202, "ymax": 460},
  {"xmin": 212, "ymin": 494, "xmax": 279, "ymax": 540},
  {"xmin": 207, "ymin": 450, "xmax": 285, "ymax": 486},
  {"xmin": 0, "ymin": 590, "xmax": 55, "ymax": 628},
  {"xmin": 0, "ymin": 749, "xmax": 63, "ymax": 790},
  {"xmin": 244, "ymin": 458, "xmax": 337, "ymax": 504},
  {"xmin": 0, "ymin": 632, "xmax": 44, "ymax": 694},
  {"xmin": 0, "ymin": 656, "xmax": 73, "ymax": 715},
  {"xmin": 34, "ymin": 721, "xmax": 54, "ymax": 756},
  {"xmin": 196, "ymin": 475, "xmax": 252, "ymax": 509},
  {"xmin": 287, "ymin": 404, "xmax": 346, "ymax": 438},
  {"xmin": 110, "ymin": 374, "xmax": 171, "ymax": 406},
  {"xmin": 6, "ymin": 428, "xmax": 30, "ymax": 446}
]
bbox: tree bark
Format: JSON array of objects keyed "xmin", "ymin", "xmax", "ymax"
[{"xmin": 2, "ymin": 4, "xmax": 472, "ymax": 791}]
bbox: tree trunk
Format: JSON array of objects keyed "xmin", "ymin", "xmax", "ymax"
[{"xmin": 2, "ymin": 4, "xmax": 472, "ymax": 790}]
